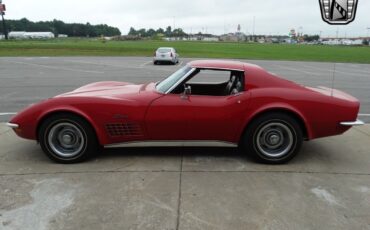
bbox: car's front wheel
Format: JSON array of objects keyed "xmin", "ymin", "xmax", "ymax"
[
  {"xmin": 38, "ymin": 114, "xmax": 98, "ymax": 163},
  {"xmin": 241, "ymin": 112, "xmax": 303, "ymax": 164}
]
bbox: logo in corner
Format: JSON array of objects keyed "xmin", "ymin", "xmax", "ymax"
[{"xmin": 319, "ymin": 0, "xmax": 359, "ymax": 25}]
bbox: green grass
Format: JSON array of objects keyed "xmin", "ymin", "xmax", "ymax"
[{"xmin": 0, "ymin": 38, "xmax": 369, "ymax": 63}]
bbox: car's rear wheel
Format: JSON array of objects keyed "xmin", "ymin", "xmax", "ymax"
[
  {"xmin": 241, "ymin": 112, "xmax": 303, "ymax": 164},
  {"xmin": 38, "ymin": 114, "xmax": 98, "ymax": 163}
]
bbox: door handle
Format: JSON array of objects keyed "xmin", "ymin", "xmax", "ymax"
[{"xmin": 232, "ymin": 92, "xmax": 243, "ymax": 97}]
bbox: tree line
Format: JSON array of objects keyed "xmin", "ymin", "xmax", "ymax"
[
  {"xmin": 0, "ymin": 18, "xmax": 121, "ymax": 37},
  {"xmin": 128, "ymin": 26, "xmax": 187, "ymax": 37}
]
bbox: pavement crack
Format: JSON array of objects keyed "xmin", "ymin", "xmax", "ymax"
[
  {"xmin": 175, "ymin": 154, "xmax": 184, "ymax": 230},
  {"xmin": 0, "ymin": 129, "xmax": 11, "ymax": 136},
  {"xmin": 0, "ymin": 169, "xmax": 370, "ymax": 177},
  {"xmin": 353, "ymin": 127, "xmax": 370, "ymax": 137}
]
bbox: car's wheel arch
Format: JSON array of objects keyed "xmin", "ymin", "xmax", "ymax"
[
  {"xmin": 36, "ymin": 108, "xmax": 103, "ymax": 145},
  {"xmin": 239, "ymin": 105, "xmax": 312, "ymax": 144}
]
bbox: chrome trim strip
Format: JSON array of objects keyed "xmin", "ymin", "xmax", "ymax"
[
  {"xmin": 192, "ymin": 66, "xmax": 245, "ymax": 72},
  {"xmin": 104, "ymin": 140, "xmax": 237, "ymax": 148},
  {"xmin": 165, "ymin": 68, "xmax": 196, "ymax": 94},
  {"xmin": 6, "ymin": 123, "xmax": 19, "ymax": 128},
  {"xmin": 340, "ymin": 119, "xmax": 365, "ymax": 126}
]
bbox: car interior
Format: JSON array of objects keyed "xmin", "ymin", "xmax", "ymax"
[{"xmin": 171, "ymin": 69, "xmax": 245, "ymax": 96}]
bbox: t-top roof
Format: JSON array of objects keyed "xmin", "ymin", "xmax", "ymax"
[{"xmin": 188, "ymin": 60, "xmax": 244, "ymax": 71}]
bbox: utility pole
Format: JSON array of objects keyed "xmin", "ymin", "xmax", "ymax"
[
  {"xmin": 252, "ymin": 16, "xmax": 256, "ymax": 42},
  {"xmin": 0, "ymin": 0, "xmax": 7, "ymax": 40}
]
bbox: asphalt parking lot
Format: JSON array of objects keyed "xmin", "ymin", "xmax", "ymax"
[
  {"xmin": 0, "ymin": 57, "xmax": 370, "ymax": 229},
  {"xmin": 0, "ymin": 57, "xmax": 370, "ymax": 122}
]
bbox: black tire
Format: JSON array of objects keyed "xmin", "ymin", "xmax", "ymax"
[
  {"xmin": 153, "ymin": 61, "xmax": 157, "ymax": 65},
  {"xmin": 38, "ymin": 114, "xmax": 99, "ymax": 163},
  {"xmin": 240, "ymin": 112, "xmax": 303, "ymax": 164}
]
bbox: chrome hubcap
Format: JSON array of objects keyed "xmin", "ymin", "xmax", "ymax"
[
  {"xmin": 256, "ymin": 122, "xmax": 294, "ymax": 158},
  {"xmin": 62, "ymin": 134, "xmax": 72, "ymax": 145},
  {"xmin": 48, "ymin": 122, "xmax": 85, "ymax": 158},
  {"xmin": 269, "ymin": 134, "xmax": 280, "ymax": 145}
]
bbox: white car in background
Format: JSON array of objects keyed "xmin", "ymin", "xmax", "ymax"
[{"xmin": 153, "ymin": 47, "xmax": 179, "ymax": 65}]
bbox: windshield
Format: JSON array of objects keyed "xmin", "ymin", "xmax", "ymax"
[
  {"xmin": 157, "ymin": 48, "xmax": 171, "ymax": 53},
  {"xmin": 156, "ymin": 65, "xmax": 192, "ymax": 93}
]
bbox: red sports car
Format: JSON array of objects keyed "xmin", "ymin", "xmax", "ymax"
[{"xmin": 7, "ymin": 60, "xmax": 363, "ymax": 164}]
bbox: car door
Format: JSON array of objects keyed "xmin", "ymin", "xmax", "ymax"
[
  {"xmin": 145, "ymin": 92, "xmax": 250, "ymax": 142},
  {"xmin": 145, "ymin": 93, "xmax": 194, "ymax": 140},
  {"xmin": 184, "ymin": 92, "xmax": 251, "ymax": 142}
]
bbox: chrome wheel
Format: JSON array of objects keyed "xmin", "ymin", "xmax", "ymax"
[
  {"xmin": 255, "ymin": 122, "xmax": 294, "ymax": 158},
  {"xmin": 47, "ymin": 122, "xmax": 85, "ymax": 158}
]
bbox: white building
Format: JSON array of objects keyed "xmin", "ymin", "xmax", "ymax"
[
  {"xmin": 25, "ymin": 32, "xmax": 54, "ymax": 39},
  {"xmin": 8, "ymin": 31, "xmax": 26, "ymax": 39},
  {"xmin": 322, "ymin": 39, "xmax": 341, "ymax": 45},
  {"xmin": 321, "ymin": 37, "xmax": 367, "ymax": 46},
  {"xmin": 203, "ymin": 37, "xmax": 219, "ymax": 42},
  {"xmin": 341, "ymin": 39, "xmax": 363, "ymax": 45},
  {"xmin": 9, "ymin": 31, "xmax": 55, "ymax": 39}
]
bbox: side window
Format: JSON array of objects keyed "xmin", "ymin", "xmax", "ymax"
[
  {"xmin": 187, "ymin": 69, "xmax": 230, "ymax": 84},
  {"xmin": 169, "ymin": 69, "xmax": 245, "ymax": 96},
  {"xmin": 182, "ymin": 69, "xmax": 244, "ymax": 96}
]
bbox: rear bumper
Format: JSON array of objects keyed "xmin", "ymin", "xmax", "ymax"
[
  {"xmin": 340, "ymin": 119, "xmax": 365, "ymax": 126},
  {"xmin": 153, "ymin": 57, "xmax": 176, "ymax": 62}
]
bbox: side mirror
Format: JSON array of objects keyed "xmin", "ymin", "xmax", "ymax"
[
  {"xmin": 181, "ymin": 85, "xmax": 191, "ymax": 99},
  {"xmin": 184, "ymin": 85, "xmax": 191, "ymax": 95}
]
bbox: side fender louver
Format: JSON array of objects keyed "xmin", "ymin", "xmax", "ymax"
[{"xmin": 106, "ymin": 122, "xmax": 143, "ymax": 137}]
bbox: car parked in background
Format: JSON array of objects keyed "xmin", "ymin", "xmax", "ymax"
[{"xmin": 153, "ymin": 47, "xmax": 179, "ymax": 65}]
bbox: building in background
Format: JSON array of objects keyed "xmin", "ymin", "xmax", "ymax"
[
  {"xmin": 8, "ymin": 31, "xmax": 55, "ymax": 39},
  {"xmin": 58, "ymin": 34, "xmax": 68, "ymax": 38}
]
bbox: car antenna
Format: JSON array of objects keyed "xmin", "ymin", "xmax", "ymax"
[{"xmin": 331, "ymin": 62, "xmax": 336, "ymax": 97}]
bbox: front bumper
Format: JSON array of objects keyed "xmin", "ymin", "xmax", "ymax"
[
  {"xmin": 340, "ymin": 119, "xmax": 365, "ymax": 126},
  {"xmin": 6, "ymin": 122, "xmax": 19, "ymax": 128}
]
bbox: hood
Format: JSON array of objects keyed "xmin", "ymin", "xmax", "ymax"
[{"xmin": 56, "ymin": 81, "xmax": 145, "ymax": 98}]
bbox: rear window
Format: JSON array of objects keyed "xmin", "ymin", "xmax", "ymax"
[{"xmin": 157, "ymin": 48, "xmax": 171, "ymax": 53}]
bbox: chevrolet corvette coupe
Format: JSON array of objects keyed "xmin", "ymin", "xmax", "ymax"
[{"xmin": 7, "ymin": 60, "xmax": 363, "ymax": 164}]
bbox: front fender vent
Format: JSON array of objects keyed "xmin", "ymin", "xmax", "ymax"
[{"xmin": 106, "ymin": 123, "xmax": 143, "ymax": 137}]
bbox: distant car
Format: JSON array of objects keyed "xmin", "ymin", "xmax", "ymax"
[
  {"xmin": 153, "ymin": 47, "xmax": 179, "ymax": 65},
  {"xmin": 7, "ymin": 60, "xmax": 363, "ymax": 164}
]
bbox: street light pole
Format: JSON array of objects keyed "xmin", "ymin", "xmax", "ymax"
[
  {"xmin": 1, "ymin": 13, "xmax": 7, "ymax": 40},
  {"xmin": 252, "ymin": 16, "xmax": 256, "ymax": 42},
  {"xmin": 0, "ymin": 0, "xmax": 7, "ymax": 40}
]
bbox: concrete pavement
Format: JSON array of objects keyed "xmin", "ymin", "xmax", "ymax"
[
  {"xmin": 1, "ymin": 123, "xmax": 370, "ymax": 230},
  {"xmin": 0, "ymin": 56, "xmax": 369, "ymax": 229}
]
